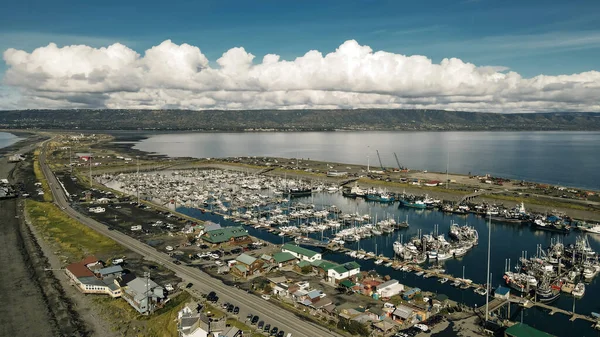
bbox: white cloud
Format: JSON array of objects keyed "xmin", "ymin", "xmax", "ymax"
[{"xmin": 2, "ymin": 39, "xmax": 600, "ymax": 112}]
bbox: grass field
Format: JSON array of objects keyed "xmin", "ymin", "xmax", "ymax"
[
  {"xmin": 484, "ymin": 193, "xmax": 589, "ymax": 211},
  {"xmin": 25, "ymin": 200, "xmax": 125, "ymax": 261}
]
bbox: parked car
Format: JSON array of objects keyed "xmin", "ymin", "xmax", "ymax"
[
  {"xmin": 261, "ymin": 294, "xmax": 271, "ymax": 300},
  {"xmin": 227, "ymin": 304, "xmax": 234, "ymax": 313},
  {"xmin": 251, "ymin": 316, "xmax": 259, "ymax": 325},
  {"xmin": 185, "ymin": 283, "xmax": 193, "ymax": 289},
  {"xmin": 258, "ymin": 321, "xmax": 264, "ymax": 329},
  {"xmin": 270, "ymin": 327, "xmax": 278, "ymax": 335},
  {"xmin": 233, "ymin": 306, "xmax": 239, "ymax": 315},
  {"xmin": 277, "ymin": 331, "xmax": 285, "ymax": 337},
  {"xmin": 264, "ymin": 324, "xmax": 271, "ymax": 332}
]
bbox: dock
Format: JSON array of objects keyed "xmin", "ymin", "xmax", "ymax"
[{"xmin": 338, "ymin": 178, "xmax": 359, "ymax": 186}]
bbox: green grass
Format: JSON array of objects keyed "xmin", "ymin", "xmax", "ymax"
[
  {"xmin": 25, "ymin": 200, "xmax": 125, "ymax": 261},
  {"xmin": 358, "ymin": 177, "xmax": 470, "ymax": 195},
  {"xmin": 146, "ymin": 292, "xmax": 192, "ymax": 337},
  {"xmin": 203, "ymin": 303, "xmax": 226, "ymax": 319},
  {"xmin": 484, "ymin": 193, "xmax": 590, "ymax": 211}
]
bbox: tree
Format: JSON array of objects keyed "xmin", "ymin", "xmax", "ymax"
[
  {"xmin": 301, "ymin": 265, "xmax": 312, "ymax": 274},
  {"xmin": 263, "ymin": 284, "xmax": 273, "ymax": 294}
]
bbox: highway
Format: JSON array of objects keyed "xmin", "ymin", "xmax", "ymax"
[{"xmin": 38, "ymin": 142, "xmax": 341, "ymax": 337}]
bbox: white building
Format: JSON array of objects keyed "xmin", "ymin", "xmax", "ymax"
[
  {"xmin": 281, "ymin": 243, "xmax": 322, "ymax": 262},
  {"xmin": 376, "ymin": 279, "xmax": 405, "ymax": 298}
]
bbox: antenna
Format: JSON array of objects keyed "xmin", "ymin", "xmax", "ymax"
[{"xmin": 485, "ymin": 213, "xmax": 491, "ymax": 322}]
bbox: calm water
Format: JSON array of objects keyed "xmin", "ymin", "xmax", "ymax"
[
  {"xmin": 134, "ymin": 131, "xmax": 600, "ymax": 190},
  {"xmin": 175, "ymin": 192, "xmax": 600, "ymax": 337},
  {"xmin": 0, "ymin": 132, "xmax": 20, "ymax": 149}
]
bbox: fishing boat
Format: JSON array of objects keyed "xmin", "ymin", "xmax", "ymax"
[
  {"xmin": 399, "ymin": 199, "xmax": 427, "ymax": 209},
  {"xmin": 561, "ymin": 282, "xmax": 574, "ymax": 294},
  {"xmin": 438, "ymin": 277, "xmax": 449, "ymax": 284},
  {"xmin": 288, "ymin": 187, "xmax": 313, "ymax": 197},
  {"xmin": 572, "ymin": 283, "xmax": 585, "ymax": 297},
  {"xmin": 366, "ymin": 192, "xmax": 395, "ymax": 203},
  {"xmin": 535, "ymin": 276, "xmax": 561, "ymax": 303}
]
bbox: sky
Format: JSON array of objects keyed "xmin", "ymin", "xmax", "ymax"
[{"xmin": 1, "ymin": 0, "xmax": 599, "ymax": 112}]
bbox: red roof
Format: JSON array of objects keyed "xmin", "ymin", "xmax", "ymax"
[
  {"xmin": 80, "ymin": 256, "xmax": 99, "ymax": 265},
  {"xmin": 66, "ymin": 263, "xmax": 95, "ymax": 278}
]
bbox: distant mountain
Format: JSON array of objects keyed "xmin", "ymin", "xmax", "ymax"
[{"xmin": 1, "ymin": 109, "xmax": 599, "ymax": 131}]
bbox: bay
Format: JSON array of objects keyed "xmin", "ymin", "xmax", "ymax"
[
  {"xmin": 175, "ymin": 192, "xmax": 600, "ymax": 337},
  {"xmin": 133, "ymin": 131, "xmax": 600, "ymax": 190},
  {"xmin": 0, "ymin": 132, "xmax": 20, "ymax": 150}
]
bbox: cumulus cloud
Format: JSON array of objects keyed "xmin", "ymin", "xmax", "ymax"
[{"xmin": 2, "ymin": 39, "xmax": 600, "ymax": 112}]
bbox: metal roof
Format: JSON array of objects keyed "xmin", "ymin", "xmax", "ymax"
[
  {"xmin": 235, "ymin": 253, "xmax": 257, "ymax": 266},
  {"xmin": 282, "ymin": 243, "xmax": 320, "ymax": 258},
  {"xmin": 505, "ymin": 323, "xmax": 554, "ymax": 337}
]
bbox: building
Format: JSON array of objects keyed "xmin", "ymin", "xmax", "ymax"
[
  {"xmin": 272, "ymin": 252, "xmax": 298, "ymax": 267},
  {"xmin": 281, "ymin": 243, "xmax": 322, "ymax": 262},
  {"xmin": 402, "ymin": 287, "xmax": 421, "ymax": 301},
  {"xmin": 495, "ymin": 286, "xmax": 510, "ymax": 300},
  {"xmin": 504, "ymin": 323, "xmax": 554, "ymax": 337},
  {"xmin": 177, "ymin": 301, "xmax": 228, "ymax": 337},
  {"xmin": 200, "ymin": 227, "xmax": 251, "ymax": 246},
  {"xmin": 231, "ymin": 253, "xmax": 265, "ymax": 278},
  {"xmin": 121, "ymin": 277, "xmax": 165, "ymax": 314},
  {"xmin": 65, "ymin": 257, "xmax": 121, "ymax": 298},
  {"xmin": 375, "ymin": 279, "xmax": 405, "ymax": 298},
  {"xmin": 326, "ymin": 261, "xmax": 361, "ymax": 284}
]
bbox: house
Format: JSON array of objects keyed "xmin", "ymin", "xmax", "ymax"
[
  {"xmin": 65, "ymin": 257, "xmax": 122, "ymax": 298},
  {"xmin": 231, "ymin": 253, "xmax": 264, "ymax": 278},
  {"xmin": 402, "ymin": 287, "xmax": 421, "ymax": 300},
  {"xmin": 375, "ymin": 279, "xmax": 404, "ymax": 298},
  {"xmin": 272, "ymin": 252, "xmax": 298, "ymax": 267},
  {"xmin": 504, "ymin": 323, "xmax": 554, "ymax": 337},
  {"xmin": 495, "ymin": 286, "xmax": 510, "ymax": 300},
  {"xmin": 282, "ymin": 243, "xmax": 322, "ymax": 262},
  {"xmin": 392, "ymin": 305, "xmax": 414, "ymax": 323},
  {"xmin": 201, "ymin": 227, "xmax": 251, "ymax": 246},
  {"xmin": 121, "ymin": 277, "xmax": 165, "ymax": 314},
  {"xmin": 326, "ymin": 261, "xmax": 361, "ymax": 284},
  {"xmin": 177, "ymin": 302, "xmax": 228, "ymax": 337}
]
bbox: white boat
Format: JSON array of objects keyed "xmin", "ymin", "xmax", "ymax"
[
  {"xmin": 583, "ymin": 225, "xmax": 600, "ymax": 234},
  {"xmin": 415, "ymin": 271, "xmax": 425, "ymax": 276},
  {"xmin": 474, "ymin": 288, "xmax": 488, "ymax": 296},
  {"xmin": 439, "ymin": 277, "xmax": 449, "ymax": 284},
  {"xmin": 572, "ymin": 283, "xmax": 585, "ymax": 297},
  {"xmin": 374, "ymin": 259, "xmax": 384, "ymax": 265}
]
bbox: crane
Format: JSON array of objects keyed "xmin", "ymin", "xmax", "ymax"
[
  {"xmin": 376, "ymin": 150, "xmax": 385, "ymax": 171},
  {"xmin": 394, "ymin": 152, "xmax": 403, "ymax": 171}
]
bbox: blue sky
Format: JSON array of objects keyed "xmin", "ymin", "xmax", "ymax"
[
  {"xmin": 2, "ymin": 0, "xmax": 599, "ymax": 77},
  {"xmin": 1, "ymin": 0, "xmax": 599, "ymax": 111}
]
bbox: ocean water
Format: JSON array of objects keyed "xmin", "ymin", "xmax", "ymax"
[
  {"xmin": 133, "ymin": 131, "xmax": 600, "ymax": 190},
  {"xmin": 0, "ymin": 132, "xmax": 20, "ymax": 150}
]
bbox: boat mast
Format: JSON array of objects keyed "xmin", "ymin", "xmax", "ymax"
[{"xmin": 485, "ymin": 213, "xmax": 491, "ymax": 322}]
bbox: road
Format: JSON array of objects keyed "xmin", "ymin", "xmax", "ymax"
[{"xmin": 38, "ymin": 141, "xmax": 341, "ymax": 337}]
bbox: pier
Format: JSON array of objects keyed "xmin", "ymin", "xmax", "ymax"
[{"xmin": 338, "ymin": 178, "xmax": 359, "ymax": 186}]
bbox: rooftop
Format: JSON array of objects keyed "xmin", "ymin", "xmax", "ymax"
[
  {"xmin": 202, "ymin": 226, "xmax": 248, "ymax": 244},
  {"xmin": 273, "ymin": 252, "xmax": 296, "ymax": 263},
  {"xmin": 66, "ymin": 262, "xmax": 95, "ymax": 278},
  {"xmin": 236, "ymin": 253, "xmax": 257, "ymax": 266},
  {"xmin": 282, "ymin": 243, "xmax": 320, "ymax": 258}
]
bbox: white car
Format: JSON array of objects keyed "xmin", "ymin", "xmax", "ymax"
[
  {"xmin": 215, "ymin": 260, "xmax": 224, "ymax": 266},
  {"xmin": 261, "ymin": 294, "xmax": 271, "ymax": 300},
  {"xmin": 414, "ymin": 324, "xmax": 429, "ymax": 332}
]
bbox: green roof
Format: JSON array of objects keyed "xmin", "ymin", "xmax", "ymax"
[
  {"xmin": 332, "ymin": 265, "xmax": 348, "ymax": 274},
  {"xmin": 297, "ymin": 261, "xmax": 311, "ymax": 268},
  {"xmin": 311, "ymin": 259, "xmax": 338, "ymax": 271},
  {"xmin": 202, "ymin": 226, "xmax": 248, "ymax": 244},
  {"xmin": 340, "ymin": 280, "xmax": 355, "ymax": 288},
  {"xmin": 234, "ymin": 264, "xmax": 247, "ymax": 273},
  {"xmin": 282, "ymin": 243, "xmax": 320, "ymax": 258},
  {"xmin": 236, "ymin": 253, "xmax": 257, "ymax": 266},
  {"xmin": 273, "ymin": 252, "xmax": 296, "ymax": 263},
  {"xmin": 505, "ymin": 323, "xmax": 554, "ymax": 337}
]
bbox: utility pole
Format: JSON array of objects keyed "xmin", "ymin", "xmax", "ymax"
[
  {"xmin": 446, "ymin": 150, "xmax": 449, "ymax": 189},
  {"xmin": 144, "ymin": 271, "xmax": 152, "ymax": 314},
  {"xmin": 89, "ymin": 155, "xmax": 93, "ymax": 188},
  {"xmin": 485, "ymin": 213, "xmax": 492, "ymax": 323},
  {"xmin": 137, "ymin": 155, "xmax": 140, "ymax": 205},
  {"xmin": 68, "ymin": 147, "xmax": 72, "ymax": 175}
]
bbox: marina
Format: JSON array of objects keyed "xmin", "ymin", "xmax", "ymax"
[{"xmin": 99, "ymin": 167, "xmax": 600, "ymax": 337}]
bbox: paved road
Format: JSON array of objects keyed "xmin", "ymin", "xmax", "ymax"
[{"xmin": 39, "ymin": 141, "xmax": 340, "ymax": 337}]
